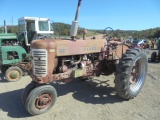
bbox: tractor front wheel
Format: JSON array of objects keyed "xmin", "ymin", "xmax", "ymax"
[
  {"xmin": 24, "ymin": 85, "xmax": 57, "ymax": 115},
  {"xmin": 22, "ymin": 82, "xmax": 37, "ymax": 104},
  {"xmin": 5, "ymin": 66, "xmax": 23, "ymax": 82},
  {"xmin": 115, "ymin": 48, "xmax": 148, "ymax": 99}
]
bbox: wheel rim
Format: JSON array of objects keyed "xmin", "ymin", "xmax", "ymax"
[
  {"xmin": 130, "ymin": 57, "xmax": 146, "ymax": 92},
  {"xmin": 35, "ymin": 93, "xmax": 52, "ymax": 109},
  {"xmin": 8, "ymin": 70, "xmax": 20, "ymax": 80}
]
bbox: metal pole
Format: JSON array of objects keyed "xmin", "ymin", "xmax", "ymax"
[
  {"xmin": 4, "ymin": 20, "xmax": 7, "ymax": 33},
  {"xmin": 12, "ymin": 17, "xmax": 13, "ymax": 32},
  {"xmin": 74, "ymin": 0, "xmax": 82, "ymax": 21}
]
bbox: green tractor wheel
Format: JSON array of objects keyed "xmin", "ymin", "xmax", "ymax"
[{"xmin": 5, "ymin": 66, "xmax": 23, "ymax": 82}]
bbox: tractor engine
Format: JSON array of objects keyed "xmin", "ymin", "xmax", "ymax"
[
  {"xmin": 1, "ymin": 39, "xmax": 20, "ymax": 46},
  {"xmin": 30, "ymin": 39, "xmax": 102, "ymax": 84},
  {"xmin": 30, "ymin": 38, "xmax": 129, "ymax": 84}
]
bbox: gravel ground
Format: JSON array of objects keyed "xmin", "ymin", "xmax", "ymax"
[{"xmin": 0, "ymin": 49, "xmax": 160, "ymax": 120}]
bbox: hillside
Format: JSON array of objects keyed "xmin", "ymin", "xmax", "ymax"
[{"xmin": 0, "ymin": 22, "xmax": 160, "ymax": 39}]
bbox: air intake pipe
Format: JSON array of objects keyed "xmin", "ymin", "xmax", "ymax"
[{"xmin": 24, "ymin": 31, "xmax": 30, "ymax": 46}]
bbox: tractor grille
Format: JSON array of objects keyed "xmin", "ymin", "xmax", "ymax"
[{"xmin": 31, "ymin": 49, "xmax": 48, "ymax": 77}]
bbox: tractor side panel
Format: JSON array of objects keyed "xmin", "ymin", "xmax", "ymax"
[
  {"xmin": 0, "ymin": 46, "xmax": 27, "ymax": 64},
  {"xmin": 56, "ymin": 39, "xmax": 106, "ymax": 56}
]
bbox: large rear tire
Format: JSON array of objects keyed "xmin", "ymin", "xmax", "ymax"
[
  {"xmin": 115, "ymin": 48, "xmax": 148, "ymax": 99},
  {"xmin": 25, "ymin": 85, "xmax": 57, "ymax": 115}
]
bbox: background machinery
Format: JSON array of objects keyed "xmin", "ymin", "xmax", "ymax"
[
  {"xmin": 151, "ymin": 50, "xmax": 160, "ymax": 62},
  {"xmin": 0, "ymin": 17, "xmax": 53, "ymax": 82}
]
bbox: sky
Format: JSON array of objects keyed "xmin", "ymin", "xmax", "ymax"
[{"xmin": 0, "ymin": 0, "xmax": 160, "ymax": 30}]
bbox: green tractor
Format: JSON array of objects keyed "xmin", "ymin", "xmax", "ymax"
[{"xmin": 0, "ymin": 17, "xmax": 53, "ymax": 82}]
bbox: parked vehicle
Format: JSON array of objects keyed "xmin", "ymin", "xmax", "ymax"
[
  {"xmin": 22, "ymin": 0, "xmax": 148, "ymax": 115},
  {"xmin": 0, "ymin": 17, "xmax": 53, "ymax": 82},
  {"xmin": 131, "ymin": 39, "xmax": 150, "ymax": 49},
  {"xmin": 151, "ymin": 50, "xmax": 160, "ymax": 62}
]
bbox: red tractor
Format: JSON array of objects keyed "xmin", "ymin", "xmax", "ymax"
[{"xmin": 22, "ymin": 0, "xmax": 148, "ymax": 115}]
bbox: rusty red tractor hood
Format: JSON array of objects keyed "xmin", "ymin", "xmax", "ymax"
[{"xmin": 30, "ymin": 37, "xmax": 128, "ymax": 84}]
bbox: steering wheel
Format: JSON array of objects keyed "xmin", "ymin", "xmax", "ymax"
[{"xmin": 103, "ymin": 27, "xmax": 114, "ymax": 41}]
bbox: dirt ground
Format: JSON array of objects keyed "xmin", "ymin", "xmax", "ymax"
[{"xmin": 0, "ymin": 49, "xmax": 160, "ymax": 120}]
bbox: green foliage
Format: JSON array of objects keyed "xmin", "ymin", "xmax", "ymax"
[
  {"xmin": 94, "ymin": 27, "xmax": 160, "ymax": 39},
  {"xmin": 0, "ymin": 25, "xmax": 19, "ymax": 33},
  {"xmin": 52, "ymin": 22, "xmax": 71, "ymax": 36},
  {"xmin": 1, "ymin": 22, "xmax": 159, "ymax": 39},
  {"xmin": 7, "ymin": 26, "xmax": 19, "ymax": 33},
  {"xmin": 52, "ymin": 22, "xmax": 99, "ymax": 38}
]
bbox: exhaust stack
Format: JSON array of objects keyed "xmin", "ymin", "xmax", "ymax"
[
  {"xmin": 70, "ymin": 0, "xmax": 82, "ymax": 39},
  {"xmin": 4, "ymin": 20, "xmax": 7, "ymax": 34}
]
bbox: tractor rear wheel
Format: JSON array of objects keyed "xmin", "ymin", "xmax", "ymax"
[
  {"xmin": 5, "ymin": 66, "xmax": 22, "ymax": 82},
  {"xmin": 25, "ymin": 85, "xmax": 57, "ymax": 115},
  {"xmin": 151, "ymin": 52, "xmax": 157, "ymax": 62},
  {"xmin": 115, "ymin": 48, "xmax": 148, "ymax": 99}
]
